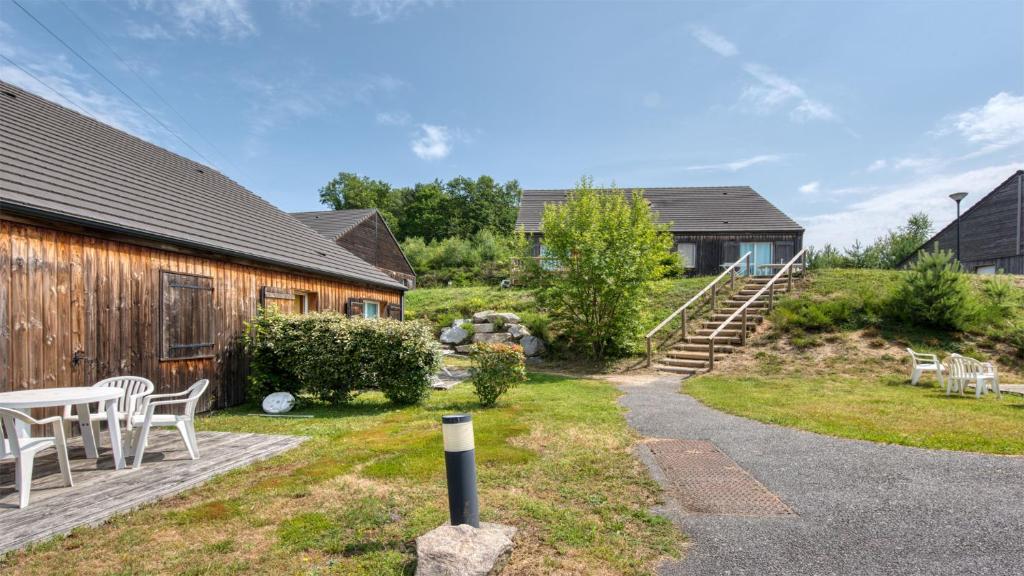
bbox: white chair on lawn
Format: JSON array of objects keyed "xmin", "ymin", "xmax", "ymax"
[
  {"xmin": 63, "ymin": 376, "xmax": 154, "ymax": 449},
  {"xmin": 906, "ymin": 348, "xmax": 944, "ymax": 387},
  {"xmin": 0, "ymin": 407, "xmax": 73, "ymax": 509},
  {"xmin": 946, "ymin": 354, "xmax": 1000, "ymax": 398},
  {"xmin": 129, "ymin": 379, "xmax": 209, "ymax": 469}
]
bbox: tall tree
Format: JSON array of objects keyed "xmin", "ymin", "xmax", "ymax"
[
  {"xmin": 318, "ymin": 172, "xmax": 402, "ymax": 231},
  {"xmin": 446, "ymin": 176, "xmax": 522, "ymax": 238},
  {"xmin": 397, "ymin": 181, "xmax": 450, "ymax": 242},
  {"xmin": 537, "ymin": 177, "xmax": 672, "ymax": 359}
]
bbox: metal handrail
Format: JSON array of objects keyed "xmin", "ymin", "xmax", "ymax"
[
  {"xmin": 706, "ymin": 248, "xmax": 808, "ymax": 370},
  {"xmin": 645, "ymin": 251, "xmax": 752, "ymax": 367}
]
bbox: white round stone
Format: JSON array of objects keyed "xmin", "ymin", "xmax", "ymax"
[{"xmin": 262, "ymin": 391, "xmax": 296, "ymax": 414}]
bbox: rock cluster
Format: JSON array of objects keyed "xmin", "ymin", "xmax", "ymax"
[{"xmin": 439, "ymin": 310, "xmax": 545, "ymax": 357}]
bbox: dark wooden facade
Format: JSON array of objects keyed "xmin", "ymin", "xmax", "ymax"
[
  {"xmin": 335, "ymin": 212, "xmax": 417, "ymax": 288},
  {"xmin": 0, "ymin": 216, "xmax": 403, "ymax": 411},
  {"xmin": 904, "ymin": 171, "xmax": 1024, "ymax": 274},
  {"xmin": 529, "ymin": 231, "xmax": 804, "ymax": 276}
]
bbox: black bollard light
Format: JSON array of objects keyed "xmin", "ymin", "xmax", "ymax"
[{"xmin": 442, "ymin": 413, "xmax": 479, "ymax": 528}]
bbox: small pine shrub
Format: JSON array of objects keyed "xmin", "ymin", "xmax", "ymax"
[
  {"xmin": 469, "ymin": 343, "xmax": 527, "ymax": 407},
  {"xmin": 888, "ymin": 250, "xmax": 970, "ymax": 330}
]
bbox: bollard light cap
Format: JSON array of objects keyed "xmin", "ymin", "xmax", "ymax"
[{"xmin": 442, "ymin": 414, "xmax": 472, "ymax": 424}]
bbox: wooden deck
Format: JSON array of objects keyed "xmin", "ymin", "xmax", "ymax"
[{"xmin": 0, "ymin": 430, "xmax": 305, "ymax": 553}]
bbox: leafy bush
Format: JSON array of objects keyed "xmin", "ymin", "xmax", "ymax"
[
  {"xmin": 470, "ymin": 343, "xmax": 527, "ymax": 407},
  {"xmin": 888, "ymin": 250, "xmax": 970, "ymax": 330},
  {"xmin": 243, "ymin": 308, "xmax": 442, "ymax": 405},
  {"xmin": 402, "ymin": 230, "xmax": 518, "ymax": 287}
]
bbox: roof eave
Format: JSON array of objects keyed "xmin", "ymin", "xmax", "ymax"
[{"xmin": 1, "ymin": 201, "xmax": 407, "ymax": 292}]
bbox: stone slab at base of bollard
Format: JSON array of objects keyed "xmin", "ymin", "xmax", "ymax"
[{"xmin": 415, "ymin": 522, "xmax": 517, "ymax": 576}]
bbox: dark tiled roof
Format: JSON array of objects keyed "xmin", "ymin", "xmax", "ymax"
[
  {"xmin": 291, "ymin": 209, "xmax": 376, "ymax": 240},
  {"xmin": 516, "ymin": 186, "xmax": 803, "ymax": 233},
  {"xmin": 0, "ymin": 80, "xmax": 404, "ymax": 290}
]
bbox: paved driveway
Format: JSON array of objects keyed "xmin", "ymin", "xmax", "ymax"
[{"xmin": 614, "ymin": 374, "xmax": 1024, "ymax": 576}]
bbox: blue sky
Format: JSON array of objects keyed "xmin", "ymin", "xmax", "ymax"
[{"xmin": 1, "ymin": 0, "xmax": 1022, "ymax": 248}]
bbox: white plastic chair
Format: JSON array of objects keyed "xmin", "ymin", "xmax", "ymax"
[
  {"xmin": 0, "ymin": 407, "xmax": 73, "ymax": 509},
  {"xmin": 129, "ymin": 379, "xmax": 209, "ymax": 469},
  {"xmin": 63, "ymin": 376, "xmax": 154, "ymax": 448},
  {"xmin": 906, "ymin": 348, "xmax": 944, "ymax": 387},
  {"xmin": 946, "ymin": 354, "xmax": 1000, "ymax": 398}
]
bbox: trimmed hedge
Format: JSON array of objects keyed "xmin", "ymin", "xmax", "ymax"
[{"xmin": 243, "ymin": 307, "xmax": 442, "ymax": 405}]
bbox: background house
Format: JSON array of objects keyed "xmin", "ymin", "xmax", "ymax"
[
  {"xmin": 292, "ymin": 209, "xmax": 416, "ymax": 288},
  {"xmin": 901, "ymin": 171, "xmax": 1024, "ymax": 275},
  {"xmin": 0, "ymin": 81, "xmax": 406, "ymax": 409},
  {"xmin": 516, "ymin": 186, "xmax": 804, "ymax": 276}
]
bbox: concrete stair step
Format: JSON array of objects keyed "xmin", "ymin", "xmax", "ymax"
[
  {"xmin": 686, "ymin": 335, "xmax": 742, "ymax": 344},
  {"xmin": 675, "ymin": 343, "xmax": 736, "ymax": 353},
  {"xmin": 658, "ymin": 357, "xmax": 709, "ymax": 368},
  {"xmin": 653, "ymin": 364, "xmax": 701, "ymax": 375},
  {"xmin": 711, "ymin": 313, "xmax": 763, "ymax": 322},
  {"xmin": 666, "ymin": 351, "xmax": 721, "ymax": 361}
]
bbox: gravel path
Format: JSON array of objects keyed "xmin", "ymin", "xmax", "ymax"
[{"xmin": 614, "ymin": 374, "xmax": 1024, "ymax": 576}]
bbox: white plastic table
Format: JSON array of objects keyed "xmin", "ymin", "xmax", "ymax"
[{"xmin": 0, "ymin": 387, "xmax": 127, "ymax": 470}]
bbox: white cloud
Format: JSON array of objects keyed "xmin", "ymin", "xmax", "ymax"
[
  {"xmin": 801, "ymin": 163, "xmax": 1022, "ymax": 249},
  {"xmin": 133, "ymin": 0, "xmax": 257, "ymax": 39},
  {"xmin": 799, "ymin": 181, "xmax": 820, "ymax": 194},
  {"xmin": 125, "ymin": 22, "xmax": 173, "ymax": 40},
  {"xmin": 410, "ymin": 124, "xmax": 451, "ymax": 160},
  {"xmin": 684, "ymin": 154, "xmax": 784, "ymax": 172},
  {"xmin": 642, "ymin": 91, "xmax": 661, "ymax": 108},
  {"xmin": 740, "ymin": 63, "xmax": 835, "ymax": 122},
  {"xmin": 892, "ymin": 157, "xmax": 941, "ymax": 172},
  {"xmin": 376, "ymin": 111, "xmax": 410, "ymax": 126},
  {"xmin": 690, "ymin": 26, "xmax": 738, "ymax": 57},
  {"xmin": 867, "ymin": 159, "xmax": 887, "ymax": 172},
  {"xmin": 945, "ymin": 92, "xmax": 1024, "ymax": 156},
  {"xmin": 350, "ymin": 0, "xmax": 437, "ymax": 22},
  {"xmin": 0, "ymin": 56, "xmax": 162, "ymax": 143}
]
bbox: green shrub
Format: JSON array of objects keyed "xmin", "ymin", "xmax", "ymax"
[
  {"xmin": 469, "ymin": 343, "xmax": 527, "ymax": 407},
  {"xmin": 243, "ymin": 308, "xmax": 442, "ymax": 405},
  {"xmin": 888, "ymin": 250, "xmax": 970, "ymax": 330}
]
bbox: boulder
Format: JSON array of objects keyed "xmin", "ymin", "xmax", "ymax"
[
  {"xmin": 415, "ymin": 523, "xmax": 517, "ymax": 576},
  {"xmin": 440, "ymin": 326, "xmax": 470, "ymax": 345},
  {"xmin": 472, "ymin": 310, "xmax": 496, "ymax": 323},
  {"xmin": 472, "ymin": 332, "xmax": 512, "ymax": 344},
  {"xmin": 452, "ymin": 318, "xmax": 471, "ymax": 328},
  {"xmin": 473, "ymin": 323, "xmax": 497, "ymax": 334},
  {"xmin": 455, "ymin": 344, "xmax": 475, "ymax": 354},
  {"xmin": 506, "ymin": 324, "xmax": 530, "ymax": 339},
  {"xmin": 486, "ymin": 312, "xmax": 521, "ymax": 324},
  {"xmin": 520, "ymin": 335, "xmax": 545, "ymax": 357}
]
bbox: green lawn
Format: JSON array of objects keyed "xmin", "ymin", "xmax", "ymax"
[
  {"xmin": 685, "ymin": 335, "xmax": 1024, "ymax": 455},
  {"xmin": 2, "ymin": 373, "xmax": 681, "ymax": 575}
]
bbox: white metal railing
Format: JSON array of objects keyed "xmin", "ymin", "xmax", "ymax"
[
  {"xmin": 645, "ymin": 252, "xmax": 753, "ymax": 367},
  {"xmin": 706, "ymin": 248, "xmax": 808, "ymax": 370}
]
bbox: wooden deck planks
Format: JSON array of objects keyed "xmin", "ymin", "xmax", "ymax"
[{"xmin": 0, "ymin": 429, "xmax": 305, "ymax": 553}]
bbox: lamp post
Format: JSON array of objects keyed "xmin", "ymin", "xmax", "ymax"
[{"xmin": 949, "ymin": 192, "xmax": 968, "ymax": 264}]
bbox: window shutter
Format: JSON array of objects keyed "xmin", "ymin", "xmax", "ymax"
[
  {"xmin": 386, "ymin": 303, "xmax": 402, "ymax": 319},
  {"xmin": 261, "ymin": 286, "xmax": 296, "ymax": 314},
  {"xmin": 160, "ymin": 271, "xmax": 214, "ymax": 360},
  {"xmin": 346, "ymin": 298, "xmax": 365, "ymax": 317}
]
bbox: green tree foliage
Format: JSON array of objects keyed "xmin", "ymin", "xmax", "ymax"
[
  {"xmin": 243, "ymin": 307, "xmax": 442, "ymax": 405},
  {"xmin": 401, "ymin": 229, "xmax": 515, "ymax": 287},
  {"xmin": 318, "ymin": 172, "xmax": 403, "ymax": 231},
  {"xmin": 807, "ymin": 212, "xmax": 934, "ymax": 270},
  {"xmin": 469, "ymin": 342, "xmax": 527, "ymax": 407},
  {"xmin": 536, "ymin": 177, "xmax": 672, "ymax": 359},
  {"xmin": 318, "ymin": 172, "xmax": 521, "ymax": 242},
  {"xmin": 889, "ymin": 249, "xmax": 970, "ymax": 330}
]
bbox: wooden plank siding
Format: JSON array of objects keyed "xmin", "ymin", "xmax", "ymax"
[
  {"xmin": 905, "ymin": 171, "xmax": 1024, "ymax": 274},
  {"xmin": 0, "ymin": 218, "xmax": 403, "ymax": 410},
  {"xmin": 334, "ymin": 212, "xmax": 417, "ymax": 288}
]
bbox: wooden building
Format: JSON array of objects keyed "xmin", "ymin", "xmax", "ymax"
[
  {"xmin": 0, "ymin": 81, "xmax": 407, "ymax": 410},
  {"xmin": 900, "ymin": 170, "xmax": 1024, "ymax": 275},
  {"xmin": 516, "ymin": 186, "xmax": 804, "ymax": 276},
  {"xmin": 292, "ymin": 209, "xmax": 416, "ymax": 288}
]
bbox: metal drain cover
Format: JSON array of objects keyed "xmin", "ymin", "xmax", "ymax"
[{"xmin": 646, "ymin": 438, "xmax": 794, "ymax": 516}]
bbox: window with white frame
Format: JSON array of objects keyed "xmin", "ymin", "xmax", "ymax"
[
  {"xmin": 677, "ymin": 243, "xmax": 697, "ymax": 269},
  {"xmin": 363, "ymin": 300, "xmax": 380, "ymax": 318}
]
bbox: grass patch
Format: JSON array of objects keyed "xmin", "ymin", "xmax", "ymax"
[
  {"xmin": 687, "ymin": 330, "xmax": 1024, "ymax": 455},
  {"xmin": 1, "ymin": 372, "xmax": 681, "ymax": 575}
]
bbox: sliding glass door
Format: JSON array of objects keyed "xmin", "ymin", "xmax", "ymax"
[{"xmin": 740, "ymin": 242, "xmax": 773, "ymax": 276}]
